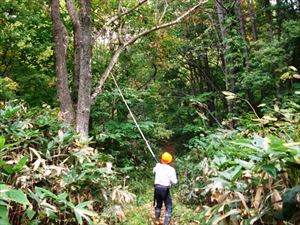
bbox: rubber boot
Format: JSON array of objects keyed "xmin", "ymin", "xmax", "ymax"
[
  {"xmin": 155, "ymin": 209, "xmax": 161, "ymax": 225},
  {"xmin": 164, "ymin": 213, "xmax": 171, "ymax": 225}
]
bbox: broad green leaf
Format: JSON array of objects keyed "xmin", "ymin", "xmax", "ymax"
[
  {"xmin": 262, "ymin": 164, "xmax": 277, "ymax": 178},
  {"xmin": 35, "ymin": 187, "xmax": 58, "ymax": 200},
  {"xmin": 74, "ymin": 210, "xmax": 83, "ymax": 225},
  {"xmin": 5, "ymin": 189, "xmax": 30, "ymax": 205},
  {"xmin": 13, "ymin": 156, "xmax": 28, "ymax": 172},
  {"xmin": 0, "ymin": 206, "xmax": 10, "ymax": 225},
  {"xmin": 74, "ymin": 201, "xmax": 96, "ymax": 225},
  {"xmin": 234, "ymin": 159, "xmax": 254, "ymax": 169},
  {"xmin": 0, "ymin": 162, "xmax": 14, "ymax": 175},
  {"xmin": 26, "ymin": 208, "xmax": 36, "ymax": 220},
  {"xmin": 220, "ymin": 165, "xmax": 242, "ymax": 182}
]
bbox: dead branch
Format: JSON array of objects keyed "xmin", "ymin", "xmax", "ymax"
[{"xmin": 93, "ymin": 0, "xmax": 148, "ymax": 43}]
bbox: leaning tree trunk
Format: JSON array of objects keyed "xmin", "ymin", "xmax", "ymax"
[
  {"xmin": 50, "ymin": 0, "xmax": 75, "ymax": 124},
  {"xmin": 76, "ymin": 0, "xmax": 92, "ymax": 139}
]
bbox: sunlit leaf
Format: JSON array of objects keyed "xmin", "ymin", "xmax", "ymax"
[
  {"xmin": 13, "ymin": 155, "xmax": 28, "ymax": 172},
  {"xmin": 257, "ymin": 103, "xmax": 266, "ymax": 108},
  {"xmin": 222, "ymin": 91, "xmax": 236, "ymax": 96},
  {"xmin": 289, "ymin": 66, "xmax": 297, "ymax": 71},
  {"xmin": 225, "ymin": 95, "xmax": 236, "ymax": 100}
]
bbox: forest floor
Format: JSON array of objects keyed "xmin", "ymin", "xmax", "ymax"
[{"xmin": 120, "ymin": 187, "xmax": 203, "ymax": 225}]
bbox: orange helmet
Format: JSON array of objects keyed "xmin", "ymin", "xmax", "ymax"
[{"xmin": 161, "ymin": 152, "xmax": 172, "ymax": 164}]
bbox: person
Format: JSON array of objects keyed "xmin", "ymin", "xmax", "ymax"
[{"xmin": 153, "ymin": 152, "xmax": 177, "ymax": 225}]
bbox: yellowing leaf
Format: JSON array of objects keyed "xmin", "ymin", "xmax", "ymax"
[
  {"xmin": 289, "ymin": 66, "xmax": 298, "ymax": 71},
  {"xmin": 262, "ymin": 115, "xmax": 277, "ymax": 121},
  {"xmin": 225, "ymin": 95, "xmax": 236, "ymax": 100},
  {"xmin": 222, "ymin": 91, "xmax": 236, "ymax": 96},
  {"xmin": 271, "ymin": 189, "xmax": 282, "ymax": 211},
  {"xmin": 257, "ymin": 104, "xmax": 266, "ymax": 108},
  {"xmin": 253, "ymin": 186, "xmax": 264, "ymax": 209},
  {"xmin": 212, "ymin": 209, "xmax": 241, "ymax": 225}
]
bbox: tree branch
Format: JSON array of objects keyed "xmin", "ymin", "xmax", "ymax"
[
  {"xmin": 65, "ymin": 0, "xmax": 81, "ymax": 29},
  {"xmin": 93, "ymin": 0, "xmax": 148, "ymax": 43},
  {"xmin": 91, "ymin": 0, "xmax": 207, "ymax": 103}
]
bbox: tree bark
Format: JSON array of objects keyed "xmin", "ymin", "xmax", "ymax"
[
  {"xmin": 247, "ymin": 0, "xmax": 258, "ymax": 41},
  {"xmin": 276, "ymin": 0, "xmax": 283, "ymax": 37},
  {"xmin": 65, "ymin": 0, "xmax": 82, "ymax": 104},
  {"xmin": 50, "ymin": 0, "xmax": 75, "ymax": 124},
  {"xmin": 235, "ymin": 0, "xmax": 247, "ymax": 43},
  {"xmin": 215, "ymin": 0, "xmax": 228, "ymax": 81},
  {"xmin": 76, "ymin": 0, "xmax": 92, "ymax": 139}
]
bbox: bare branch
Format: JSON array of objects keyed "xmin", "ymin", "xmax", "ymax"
[
  {"xmin": 91, "ymin": 0, "xmax": 207, "ymax": 103},
  {"xmin": 93, "ymin": 0, "xmax": 148, "ymax": 42},
  {"xmin": 124, "ymin": 1, "xmax": 206, "ymax": 47}
]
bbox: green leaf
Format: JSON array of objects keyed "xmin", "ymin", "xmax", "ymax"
[
  {"xmin": 234, "ymin": 159, "xmax": 254, "ymax": 169},
  {"xmin": 13, "ymin": 156, "xmax": 28, "ymax": 172},
  {"xmin": 220, "ymin": 165, "xmax": 242, "ymax": 182},
  {"xmin": 0, "ymin": 137, "xmax": 5, "ymax": 150},
  {"xmin": 5, "ymin": 189, "xmax": 30, "ymax": 205},
  {"xmin": 0, "ymin": 162, "xmax": 14, "ymax": 175},
  {"xmin": 0, "ymin": 206, "xmax": 11, "ymax": 225},
  {"xmin": 35, "ymin": 187, "xmax": 58, "ymax": 200},
  {"xmin": 262, "ymin": 164, "xmax": 277, "ymax": 178},
  {"xmin": 73, "ymin": 201, "xmax": 95, "ymax": 225},
  {"xmin": 26, "ymin": 208, "xmax": 36, "ymax": 220}
]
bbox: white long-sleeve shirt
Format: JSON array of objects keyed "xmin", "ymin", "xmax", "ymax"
[{"xmin": 153, "ymin": 163, "xmax": 177, "ymax": 187}]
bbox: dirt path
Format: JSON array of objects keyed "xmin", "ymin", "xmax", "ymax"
[{"xmin": 120, "ymin": 190, "xmax": 203, "ymax": 225}]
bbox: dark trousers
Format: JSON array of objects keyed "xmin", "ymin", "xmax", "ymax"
[{"xmin": 154, "ymin": 185, "xmax": 172, "ymax": 215}]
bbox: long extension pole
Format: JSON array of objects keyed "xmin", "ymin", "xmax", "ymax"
[{"xmin": 110, "ymin": 74, "xmax": 159, "ymax": 163}]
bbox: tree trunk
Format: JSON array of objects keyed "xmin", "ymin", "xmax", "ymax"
[
  {"xmin": 66, "ymin": 0, "xmax": 82, "ymax": 104},
  {"xmin": 76, "ymin": 0, "xmax": 92, "ymax": 139},
  {"xmin": 247, "ymin": 0, "xmax": 258, "ymax": 41},
  {"xmin": 235, "ymin": 0, "xmax": 248, "ymax": 60},
  {"xmin": 215, "ymin": 0, "xmax": 234, "ymax": 120},
  {"xmin": 235, "ymin": 0, "xmax": 247, "ymax": 43},
  {"xmin": 216, "ymin": 0, "xmax": 227, "ymax": 42},
  {"xmin": 50, "ymin": 0, "xmax": 75, "ymax": 124},
  {"xmin": 276, "ymin": 0, "xmax": 283, "ymax": 37},
  {"xmin": 215, "ymin": 0, "xmax": 228, "ymax": 82}
]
